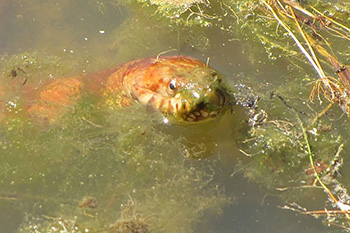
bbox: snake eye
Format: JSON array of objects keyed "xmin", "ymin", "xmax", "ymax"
[
  {"xmin": 167, "ymin": 80, "xmax": 177, "ymax": 96},
  {"xmin": 169, "ymin": 80, "xmax": 177, "ymax": 90}
]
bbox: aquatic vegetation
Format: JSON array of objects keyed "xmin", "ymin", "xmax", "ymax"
[
  {"xmin": 235, "ymin": 1, "xmax": 350, "ymax": 229},
  {"xmin": 2, "ymin": 0, "xmax": 350, "ymax": 231},
  {"xmin": 131, "ymin": 0, "xmax": 350, "ymax": 229},
  {"xmin": 6, "ymin": 106, "xmax": 232, "ymax": 232},
  {"xmin": 129, "ymin": 0, "xmax": 215, "ymax": 27},
  {"xmin": 0, "ymin": 52, "xmax": 233, "ymax": 232}
]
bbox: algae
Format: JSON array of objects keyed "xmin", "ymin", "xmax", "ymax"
[
  {"xmin": 1, "ymin": 101, "xmax": 232, "ymax": 232},
  {"xmin": 2, "ymin": 0, "xmax": 350, "ymax": 232},
  {"xmin": 124, "ymin": 0, "xmax": 350, "ymax": 229},
  {"xmin": 0, "ymin": 51, "xmax": 234, "ymax": 233}
]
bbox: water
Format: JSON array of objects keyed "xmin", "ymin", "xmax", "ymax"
[{"xmin": 1, "ymin": 0, "xmax": 349, "ymax": 232}]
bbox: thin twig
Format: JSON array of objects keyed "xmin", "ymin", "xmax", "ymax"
[
  {"xmin": 260, "ymin": 0, "xmax": 326, "ymax": 79},
  {"xmin": 310, "ymin": 6, "xmax": 350, "ymax": 34},
  {"xmin": 289, "ymin": 6, "xmax": 327, "ymax": 79},
  {"xmin": 296, "ymin": 112, "xmax": 350, "ymax": 219}
]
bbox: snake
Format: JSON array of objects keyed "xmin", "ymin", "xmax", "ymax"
[{"xmin": 2, "ymin": 56, "xmax": 231, "ymax": 124}]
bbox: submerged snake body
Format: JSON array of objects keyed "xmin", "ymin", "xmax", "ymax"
[{"xmin": 6, "ymin": 56, "xmax": 229, "ymax": 123}]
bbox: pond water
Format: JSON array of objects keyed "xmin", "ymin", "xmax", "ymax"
[{"xmin": 1, "ymin": 0, "xmax": 350, "ymax": 232}]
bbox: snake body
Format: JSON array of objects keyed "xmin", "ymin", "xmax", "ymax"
[{"xmin": 3, "ymin": 56, "xmax": 230, "ymax": 123}]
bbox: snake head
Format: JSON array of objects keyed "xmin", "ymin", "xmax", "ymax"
[
  {"xmin": 130, "ymin": 56, "xmax": 233, "ymax": 123},
  {"xmin": 167, "ymin": 68, "xmax": 228, "ymax": 122}
]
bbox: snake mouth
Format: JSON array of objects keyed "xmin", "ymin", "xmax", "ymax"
[{"xmin": 182, "ymin": 93, "xmax": 226, "ymax": 122}]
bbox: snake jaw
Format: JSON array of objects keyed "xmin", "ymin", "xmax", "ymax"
[
  {"xmin": 181, "ymin": 91, "xmax": 226, "ymax": 122},
  {"xmin": 132, "ymin": 78, "xmax": 228, "ymax": 123}
]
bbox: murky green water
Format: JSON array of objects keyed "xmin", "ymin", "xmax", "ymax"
[{"xmin": 1, "ymin": 0, "xmax": 350, "ymax": 232}]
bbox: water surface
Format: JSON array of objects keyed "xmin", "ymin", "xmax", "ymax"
[{"xmin": 0, "ymin": 0, "xmax": 349, "ymax": 232}]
